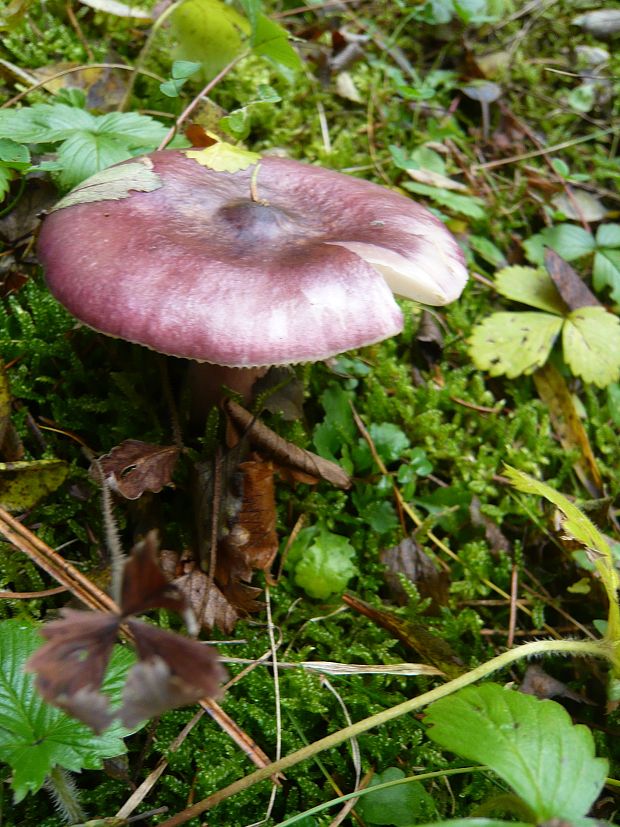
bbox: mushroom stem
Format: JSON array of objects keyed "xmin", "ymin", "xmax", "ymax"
[{"xmin": 186, "ymin": 362, "xmax": 269, "ymax": 420}]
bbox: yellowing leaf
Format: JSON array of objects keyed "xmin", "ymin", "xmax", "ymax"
[
  {"xmin": 494, "ymin": 266, "xmax": 566, "ymax": 315},
  {"xmin": 562, "ymin": 306, "xmax": 620, "ymax": 388},
  {"xmin": 185, "ymin": 143, "xmax": 260, "ymax": 173},
  {"xmin": 469, "ymin": 312, "xmax": 563, "ymax": 378},
  {"xmin": 0, "ymin": 459, "xmax": 68, "ymax": 511},
  {"xmin": 52, "ymin": 161, "xmax": 162, "ymax": 210}
]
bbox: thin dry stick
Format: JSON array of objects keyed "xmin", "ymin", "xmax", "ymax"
[
  {"xmin": 470, "ymin": 127, "xmax": 615, "ymax": 172},
  {"xmin": 0, "ymin": 585, "xmax": 68, "ymax": 599},
  {"xmin": 1, "ymin": 64, "xmax": 165, "ymax": 109},
  {"xmin": 321, "ymin": 677, "xmax": 361, "ymax": 827},
  {"xmin": 156, "ymin": 639, "xmax": 611, "ymax": 827},
  {"xmin": 507, "ymin": 563, "xmax": 519, "ymax": 649},
  {"xmin": 116, "ymin": 708, "xmax": 205, "ymax": 820},
  {"xmin": 0, "ymin": 507, "xmax": 115, "ymax": 611},
  {"xmin": 157, "ymin": 52, "xmax": 250, "ymax": 151},
  {"xmin": 65, "ymin": 1, "xmax": 94, "ymax": 62}
]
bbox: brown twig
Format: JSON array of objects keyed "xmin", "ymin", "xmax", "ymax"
[{"xmin": 157, "ymin": 52, "xmax": 250, "ymax": 151}]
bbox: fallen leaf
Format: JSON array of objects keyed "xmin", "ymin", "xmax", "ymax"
[
  {"xmin": 404, "ymin": 167, "xmax": 468, "ymax": 192},
  {"xmin": 469, "ymin": 496, "xmax": 511, "ymax": 554},
  {"xmin": 27, "ymin": 532, "xmax": 225, "ymax": 732},
  {"xmin": 225, "ymin": 399, "xmax": 351, "ymax": 489},
  {"xmin": 469, "ymin": 311, "xmax": 563, "ymax": 378},
  {"xmin": 342, "ymin": 593, "xmax": 463, "ymax": 679},
  {"xmin": 520, "ymin": 664, "xmax": 590, "ymax": 704},
  {"xmin": 572, "ymin": 9, "xmax": 620, "ymax": 39},
  {"xmin": 95, "ymin": 439, "xmax": 179, "ymax": 500},
  {"xmin": 533, "ymin": 362, "xmax": 603, "ymax": 496},
  {"xmin": 0, "ymin": 459, "xmax": 68, "ymax": 511},
  {"xmin": 544, "ymin": 248, "xmax": 600, "ymax": 311},
  {"xmin": 78, "ymin": 0, "xmax": 151, "ymax": 18},
  {"xmin": 380, "ymin": 537, "xmax": 449, "ymax": 611},
  {"xmin": 552, "ymin": 190, "xmax": 607, "ymax": 223}
]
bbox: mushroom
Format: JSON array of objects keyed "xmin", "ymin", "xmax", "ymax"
[{"xmin": 37, "ymin": 142, "xmax": 467, "ymax": 402}]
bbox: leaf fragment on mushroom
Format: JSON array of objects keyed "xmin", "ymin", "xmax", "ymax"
[
  {"xmin": 185, "ymin": 143, "xmax": 261, "ymax": 173},
  {"xmin": 51, "ymin": 161, "xmax": 162, "ymax": 211}
]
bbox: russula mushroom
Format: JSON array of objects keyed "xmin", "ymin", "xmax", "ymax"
[{"xmin": 37, "ymin": 142, "xmax": 467, "ymax": 399}]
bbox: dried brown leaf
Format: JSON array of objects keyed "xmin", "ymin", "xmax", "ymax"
[
  {"xmin": 96, "ymin": 439, "xmax": 179, "ymax": 500},
  {"xmin": 225, "ymin": 400, "xmax": 351, "ymax": 490},
  {"xmin": 380, "ymin": 538, "xmax": 449, "ymax": 611},
  {"xmin": 544, "ymin": 248, "xmax": 600, "ymax": 312},
  {"xmin": 520, "ymin": 664, "xmax": 590, "ymax": 704}
]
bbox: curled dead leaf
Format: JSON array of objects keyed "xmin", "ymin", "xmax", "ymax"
[{"xmin": 94, "ymin": 439, "xmax": 179, "ymax": 500}]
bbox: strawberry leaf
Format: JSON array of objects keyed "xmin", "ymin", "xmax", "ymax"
[
  {"xmin": 494, "ymin": 266, "xmax": 566, "ymax": 315},
  {"xmin": 468, "ymin": 312, "xmax": 563, "ymax": 377},
  {"xmin": 562, "ymin": 306, "xmax": 620, "ymax": 387},
  {"xmin": 425, "ymin": 683, "xmax": 608, "ymax": 821},
  {"xmin": 0, "ymin": 619, "xmax": 137, "ymax": 802}
]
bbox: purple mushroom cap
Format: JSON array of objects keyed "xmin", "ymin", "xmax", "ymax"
[{"xmin": 38, "ymin": 148, "xmax": 467, "ymax": 368}]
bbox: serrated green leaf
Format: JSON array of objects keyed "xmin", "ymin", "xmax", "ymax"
[
  {"xmin": 170, "ymin": 0, "xmax": 248, "ymax": 81},
  {"xmin": 426, "ymin": 683, "xmax": 608, "ymax": 821},
  {"xmin": 0, "ymin": 164, "xmax": 14, "ymax": 200},
  {"xmin": 0, "ymin": 459, "xmax": 68, "ymax": 511},
  {"xmin": 252, "ymin": 13, "xmax": 303, "ymax": 77},
  {"xmin": 494, "ymin": 266, "xmax": 566, "ymax": 315},
  {"xmin": 404, "ymin": 181, "xmax": 487, "ymax": 220},
  {"xmin": 356, "ymin": 767, "xmax": 434, "ymax": 826},
  {"xmin": 562, "ymin": 306, "xmax": 620, "ymax": 387},
  {"xmin": 469, "ymin": 312, "xmax": 563, "ymax": 377},
  {"xmin": 57, "ymin": 132, "xmax": 136, "ymax": 189},
  {"xmin": 92, "ymin": 112, "xmax": 168, "ymax": 146},
  {"xmin": 539, "ymin": 224, "xmax": 596, "ymax": 261},
  {"xmin": 52, "ymin": 161, "xmax": 162, "ymax": 211},
  {"xmin": 593, "ymin": 248, "xmax": 620, "ymax": 302},
  {"xmin": 0, "ymin": 138, "xmax": 30, "ymax": 170},
  {"xmin": 596, "ymin": 223, "xmax": 620, "ymax": 249},
  {"xmin": 0, "ymin": 104, "xmax": 96, "ymax": 144},
  {"xmin": 0, "ymin": 620, "xmax": 135, "ymax": 802}
]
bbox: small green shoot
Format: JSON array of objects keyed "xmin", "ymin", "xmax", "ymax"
[
  {"xmin": 356, "ymin": 766, "xmax": 436, "ymax": 826},
  {"xmin": 0, "ymin": 137, "xmax": 31, "ymax": 201},
  {"xmin": 286, "ymin": 525, "xmax": 357, "ymax": 599},
  {"xmin": 159, "ymin": 60, "xmax": 202, "ymax": 97}
]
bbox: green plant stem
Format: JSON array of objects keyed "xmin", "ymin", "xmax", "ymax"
[
  {"xmin": 275, "ymin": 766, "xmax": 483, "ymax": 827},
  {"xmin": 158, "ymin": 638, "xmax": 610, "ymax": 827},
  {"xmin": 118, "ymin": 0, "xmax": 185, "ymax": 112},
  {"xmin": 45, "ymin": 766, "xmax": 84, "ymax": 824}
]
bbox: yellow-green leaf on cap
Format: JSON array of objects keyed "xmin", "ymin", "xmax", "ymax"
[
  {"xmin": 562, "ymin": 305, "xmax": 620, "ymax": 388},
  {"xmin": 494, "ymin": 265, "xmax": 566, "ymax": 315},
  {"xmin": 0, "ymin": 459, "xmax": 68, "ymax": 511},
  {"xmin": 469, "ymin": 311, "xmax": 563, "ymax": 378},
  {"xmin": 185, "ymin": 143, "xmax": 261, "ymax": 173}
]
